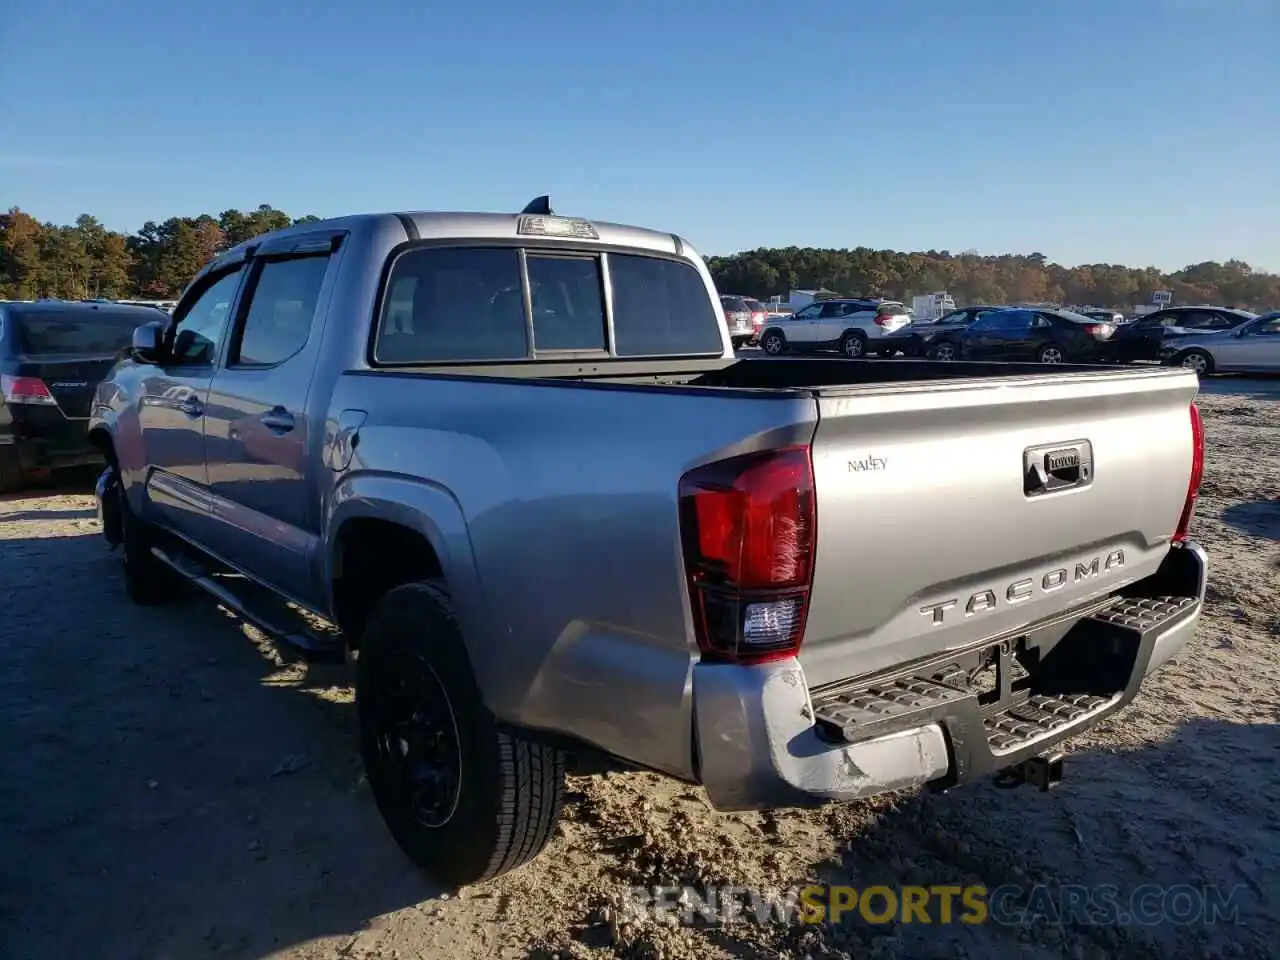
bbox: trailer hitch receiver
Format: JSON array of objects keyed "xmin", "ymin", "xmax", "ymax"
[{"xmin": 994, "ymin": 752, "xmax": 1064, "ymax": 792}]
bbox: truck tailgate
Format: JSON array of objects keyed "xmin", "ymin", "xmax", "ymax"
[{"xmin": 801, "ymin": 368, "xmax": 1200, "ymax": 689}]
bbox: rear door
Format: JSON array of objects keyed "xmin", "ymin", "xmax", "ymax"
[{"xmin": 201, "ymin": 232, "xmax": 342, "ymax": 605}]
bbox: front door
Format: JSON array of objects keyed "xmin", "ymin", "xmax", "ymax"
[
  {"xmin": 136, "ymin": 266, "xmax": 247, "ymax": 542},
  {"xmin": 201, "ymin": 236, "xmax": 341, "ymax": 606},
  {"xmin": 784, "ymin": 303, "xmax": 824, "ymax": 343}
]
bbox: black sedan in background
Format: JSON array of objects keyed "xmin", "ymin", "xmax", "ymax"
[
  {"xmin": 957, "ymin": 308, "xmax": 1118, "ymax": 364},
  {"xmin": 1, "ymin": 300, "xmax": 154, "ymax": 492},
  {"xmin": 1108, "ymin": 305, "xmax": 1256, "ymax": 363},
  {"xmin": 887, "ymin": 305, "xmax": 1007, "ymax": 359}
]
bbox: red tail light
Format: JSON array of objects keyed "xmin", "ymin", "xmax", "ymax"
[
  {"xmin": 1, "ymin": 375, "xmax": 56, "ymax": 406},
  {"xmin": 1172, "ymin": 403, "xmax": 1205, "ymax": 544},
  {"xmin": 679, "ymin": 446, "xmax": 816, "ymax": 665}
]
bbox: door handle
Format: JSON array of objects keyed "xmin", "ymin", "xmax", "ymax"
[
  {"xmin": 179, "ymin": 396, "xmax": 203, "ymax": 418},
  {"xmin": 260, "ymin": 409, "xmax": 295, "ymax": 433}
]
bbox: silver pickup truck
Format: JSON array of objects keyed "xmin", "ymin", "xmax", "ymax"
[{"xmin": 87, "ymin": 198, "xmax": 1209, "ymax": 888}]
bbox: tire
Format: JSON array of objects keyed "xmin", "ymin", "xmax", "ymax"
[
  {"xmin": 930, "ymin": 341, "xmax": 958, "ymax": 362},
  {"xmin": 357, "ymin": 581, "xmax": 566, "ymax": 887},
  {"xmin": 760, "ymin": 331, "xmax": 787, "ymax": 355},
  {"xmin": 116, "ymin": 474, "xmax": 184, "ymax": 606},
  {"xmin": 1037, "ymin": 343, "xmax": 1066, "ymax": 364},
  {"xmin": 0, "ymin": 446, "xmax": 23, "ymax": 495},
  {"xmin": 1178, "ymin": 348, "xmax": 1214, "ymax": 377},
  {"xmin": 839, "ymin": 330, "xmax": 867, "ymax": 359}
]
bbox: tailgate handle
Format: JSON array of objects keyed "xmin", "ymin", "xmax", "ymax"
[{"xmin": 1024, "ymin": 441, "xmax": 1092, "ymax": 497}]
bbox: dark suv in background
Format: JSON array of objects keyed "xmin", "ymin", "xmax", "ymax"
[{"xmin": 1, "ymin": 300, "xmax": 156, "ymax": 492}]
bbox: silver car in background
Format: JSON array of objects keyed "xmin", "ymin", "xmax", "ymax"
[{"xmin": 1161, "ymin": 311, "xmax": 1280, "ymax": 375}]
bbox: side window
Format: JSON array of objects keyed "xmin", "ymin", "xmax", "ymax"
[
  {"xmin": 1203, "ymin": 312, "xmax": 1236, "ymax": 330},
  {"xmin": 230, "ymin": 255, "xmax": 331, "ymax": 366},
  {"xmin": 967, "ymin": 312, "xmax": 1005, "ymax": 333},
  {"xmin": 169, "ymin": 268, "xmax": 245, "ymax": 365},
  {"xmin": 793, "ymin": 304, "xmax": 822, "ymax": 320},
  {"xmin": 1252, "ymin": 317, "xmax": 1280, "ymax": 336},
  {"xmin": 1032, "ymin": 314, "xmax": 1054, "ymax": 329},
  {"xmin": 1177, "ymin": 310, "xmax": 1214, "ymax": 329},
  {"xmin": 526, "ymin": 254, "xmax": 605, "ymax": 351},
  {"xmin": 373, "ymin": 247, "xmax": 529, "ymax": 363},
  {"xmin": 819, "ymin": 302, "xmax": 848, "ymax": 318},
  {"xmin": 609, "ymin": 254, "xmax": 723, "ymax": 357}
]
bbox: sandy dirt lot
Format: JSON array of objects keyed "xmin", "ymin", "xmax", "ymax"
[{"xmin": 2, "ymin": 387, "xmax": 1277, "ymax": 960}]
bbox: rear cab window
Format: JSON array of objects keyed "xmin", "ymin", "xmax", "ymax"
[
  {"xmin": 10, "ymin": 310, "xmax": 140, "ymax": 355},
  {"xmin": 373, "ymin": 245, "xmax": 724, "ymax": 364}
]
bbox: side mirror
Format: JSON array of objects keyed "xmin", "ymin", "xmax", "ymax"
[
  {"xmin": 131, "ymin": 321, "xmax": 166, "ymax": 364},
  {"xmin": 1233, "ymin": 328, "xmax": 1246, "ymax": 337}
]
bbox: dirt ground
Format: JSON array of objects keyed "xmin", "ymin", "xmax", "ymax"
[{"xmin": 2, "ymin": 386, "xmax": 1277, "ymax": 960}]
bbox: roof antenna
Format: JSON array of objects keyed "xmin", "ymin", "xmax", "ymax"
[{"xmin": 521, "ymin": 195, "xmax": 554, "ymax": 216}]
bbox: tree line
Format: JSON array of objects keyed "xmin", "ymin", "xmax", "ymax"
[
  {"xmin": 0, "ymin": 206, "xmax": 321, "ymax": 301},
  {"xmin": 708, "ymin": 248, "xmax": 1279, "ymax": 311},
  {"xmin": 2, "ymin": 205, "xmax": 1277, "ymax": 311}
]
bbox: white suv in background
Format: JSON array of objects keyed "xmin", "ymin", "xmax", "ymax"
[{"xmin": 757, "ymin": 298, "xmax": 912, "ymax": 358}]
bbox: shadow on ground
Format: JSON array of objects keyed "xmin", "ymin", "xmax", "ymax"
[
  {"xmin": 1222, "ymin": 500, "xmax": 1280, "ymax": 540},
  {"xmin": 528, "ymin": 715, "xmax": 1278, "ymax": 960},
  {"xmin": 0, "ymin": 531, "xmax": 440, "ymax": 960}
]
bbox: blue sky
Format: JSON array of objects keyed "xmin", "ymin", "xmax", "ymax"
[{"xmin": 2, "ymin": 0, "xmax": 1276, "ymax": 271}]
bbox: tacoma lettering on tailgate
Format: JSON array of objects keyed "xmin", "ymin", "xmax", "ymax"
[{"xmin": 918, "ymin": 549, "xmax": 1126, "ymax": 625}]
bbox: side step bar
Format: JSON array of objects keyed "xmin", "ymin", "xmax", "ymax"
[{"xmin": 150, "ymin": 545, "xmax": 347, "ymax": 663}]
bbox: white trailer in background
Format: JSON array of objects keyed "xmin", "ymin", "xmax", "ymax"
[{"xmin": 911, "ymin": 292, "xmax": 956, "ymax": 321}]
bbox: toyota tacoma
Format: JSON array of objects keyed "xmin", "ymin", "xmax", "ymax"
[{"xmin": 87, "ymin": 197, "xmax": 1209, "ymax": 887}]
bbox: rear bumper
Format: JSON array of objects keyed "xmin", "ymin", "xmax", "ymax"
[
  {"xmin": 0, "ymin": 431, "xmax": 99, "ymax": 471},
  {"xmin": 693, "ymin": 540, "xmax": 1207, "ymax": 811}
]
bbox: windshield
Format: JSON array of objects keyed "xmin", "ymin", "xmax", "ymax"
[{"xmin": 12, "ymin": 310, "xmax": 141, "ymax": 355}]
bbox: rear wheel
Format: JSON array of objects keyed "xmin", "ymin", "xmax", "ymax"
[
  {"xmin": 1178, "ymin": 348, "xmax": 1214, "ymax": 377},
  {"xmin": 0, "ymin": 447, "xmax": 23, "ymax": 495},
  {"xmin": 930, "ymin": 341, "xmax": 958, "ymax": 361},
  {"xmin": 1037, "ymin": 343, "xmax": 1066, "ymax": 364},
  {"xmin": 839, "ymin": 331, "xmax": 867, "ymax": 359},
  {"xmin": 358, "ymin": 581, "xmax": 566, "ymax": 887}
]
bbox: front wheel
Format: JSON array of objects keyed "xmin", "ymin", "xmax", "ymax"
[
  {"xmin": 1177, "ymin": 348, "xmax": 1214, "ymax": 377},
  {"xmin": 115, "ymin": 471, "xmax": 185, "ymax": 606},
  {"xmin": 760, "ymin": 331, "xmax": 787, "ymax": 355},
  {"xmin": 358, "ymin": 581, "xmax": 566, "ymax": 887}
]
